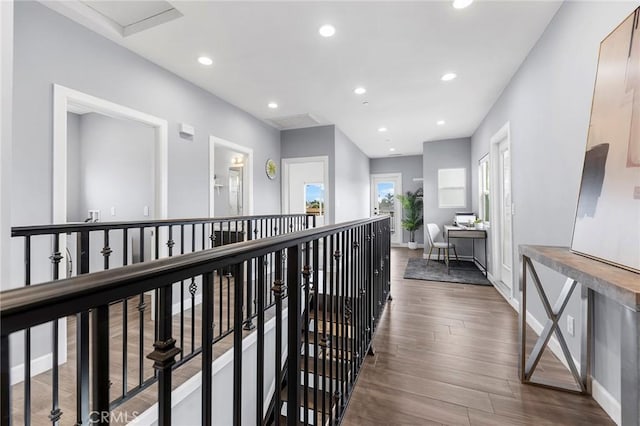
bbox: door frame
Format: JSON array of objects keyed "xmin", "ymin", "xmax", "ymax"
[
  {"xmin": 208, "ymin": 135, "xmax": 254, "ymax": 217},
  {"xmin": 53, "ymin": 84, "xmax": 169, "ymax": 257},
  {"xmin": 489, "ymin": 121, "xmax": 515, "ymax": 300},
  {"xmin": 282, "ymin": 156, "xmax": 330, "ymax": 224},
  {"xmin": 370, "ymin": 173, "xmax": 403, "ymax": 246}
]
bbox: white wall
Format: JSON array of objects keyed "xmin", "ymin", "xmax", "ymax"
[
  {"xmin": 334, "ymin": 127, "xmax": 369, "ymax": 222},
  {"xmin": 0, "ymin": 0, "xmax": 13, "ymax": 292},
  {"xmin": 287, "ymin": 162, "xmax": 325, "ymax": 214},
  {"xmin": 470, "ymin": 0, "xmax": 638, "ymax": 416},
  {"xmin": 71, "ymin": 113, "xmax": 155, "ymax": 222}
]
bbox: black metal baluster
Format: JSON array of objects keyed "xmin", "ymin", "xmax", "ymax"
[
  {"xmin": 191, "ymin": 225, "xmax": 197, "ymax": 353},
  {"xmin": 24, "ymin": 235, "xmax": 32, "ymax": 425},
  {"xmin": 49, "ymin": 234, "xmax": 63, "ymax": 425},
  {"xmin": 92, "ymin": 305, "xmax": 110, "ymax": 425},
  {"xmin": 233, "ymin": 263, "xmax": 244, "ymax": 426},
  {"xmin": 147, "ymin": 284, "xmax": 180, "ymax": 426},
  {"xmin": 321, "ymin": 236, "xmax": 328, "ymax": 426},
  {"xmin": 226, "ymin": 272, "xmax": 232, "ymax": 333},
  {"xmin": 272, "ymin": 250, "xmax": 284, "ymax": 426},
  {"xmin": 180, "ymin": 225, "xmax": 185, "ymax": 360},
  {"xmin": 287, "ymin": 245, "xmax": 301, "ymax": 426},
  {"xmin": 312, "ymin": 239, "xmax": 320, "ymax": 426},
  {"xmin": 218, "ymin": 270, "xmax": 223, "ymax": 338},
  {"xmin": 202, "ymin": 272, "xmax": 214, "ymax": 426},
  {"xmin": 328, "ymin": 235, "xmax": 335, "ymax": 426},
  {"xmin": 256, "ymin": 256, "xmax": 266, "ymax": 426},
  {"xmin": 102, "ymin": 230, "xmax": 111, "ymax": 270},
  {"xmin": 122, "ymin": 229, "xmax": 129, "ymax": 401},
  {"xmin": 334, "ymin": 234, "xmax": 343, "ymax": 416},
  {"xmin": 1, "ymin": 334, "xmax": 11, "ymax": 426},
  {"xmin": 138, "ymin": 227, "xmax": 146, "ymax": 387},
  {"xmin": 244, "ymin": 221, "xmax": 255, "ymax": 330},
  {"xmin": 77, "ymin": 231, "xmax": 90, "ymax": 425},
  {"xmin": 303, "ymin": 242, "xmax": 311, "ymax": 425}
]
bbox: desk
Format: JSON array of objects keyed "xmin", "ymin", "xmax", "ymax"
[
  {"xmin": 444, "ymin": 225, "xmax": 487, "ymax": 276},
  {"xmin": 519, "ymin": 245, "xmax": 640, "ymax": 425}
]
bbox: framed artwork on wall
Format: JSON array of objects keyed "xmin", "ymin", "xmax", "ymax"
[{"xmin": 571, "ymin": 7, "xmax": 640, "ymax": 273}]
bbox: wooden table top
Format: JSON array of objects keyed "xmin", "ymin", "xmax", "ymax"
[{"xmin": 519, "ymin": 245, "xmax": 640, "ymax": 311}]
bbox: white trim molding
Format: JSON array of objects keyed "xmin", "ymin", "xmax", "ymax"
[
  {"xmin": 53, "ymin": 84, "xmax": 169, "ymax": 228},
  {"xmin": 209, "ymin": 135, "xmax": 254, "ymax": 217}
]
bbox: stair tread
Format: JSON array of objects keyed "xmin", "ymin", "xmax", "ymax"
[
  {"xmin": 304, "ymin": 317, "xmax": 353, "ymax": 338},
  {"xmin": 280, "ymin": 385, "xmax": 334, "ymax": 414},
  {"xmin": 299, "ymin": 355, "xmax": 350, "ymax": 376}
]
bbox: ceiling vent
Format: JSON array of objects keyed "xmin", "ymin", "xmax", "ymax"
[
  {"xmin": 265, "ymin": 113, "xmax": 323, "ymax": 130},
  {"xmin": 62, "ymin": 1, "xmax": 184, "ymax": 37}
]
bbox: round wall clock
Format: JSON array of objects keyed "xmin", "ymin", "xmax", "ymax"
[{"xmin": 265, "ymin": 159, "xmax": 277, "ymax": 180}]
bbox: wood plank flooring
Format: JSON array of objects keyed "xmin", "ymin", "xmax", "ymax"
[{"xmin": 342, "ymin": 247, "xmax": 613, "ymax": 426}]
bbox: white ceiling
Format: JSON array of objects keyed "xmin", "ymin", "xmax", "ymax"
[{"xmin": 47, "ymin": 0, "xmax": 562, "ymax": 158}]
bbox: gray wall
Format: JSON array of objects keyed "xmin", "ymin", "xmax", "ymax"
[
  {"xmin": 72, "ymin": 113, "xmax": 155, "ymax": 222},
  {"xmin": 423, "ymin": 138, "xmax": 473, "ymax": 256},
  {"xmin": 334, "ymin": 127, "xmax": 370, "ymax": 223},
  {"xmin": 66, "ymin": 112, "xmax": 81, "ymax": 222},
  {"xmin": 470, "ymin": 0, "xmax": 638, "ymax": 404},
  {"xmin": 1, "ymin": 0, "xmax": 13, "ymax": 293},
  {"xmin": 370, "ymin": 155, "xmax": 424, "ymax": 244},
  {"xmin": 281, "ymin": 125, "xmax": 336, "ymax": 223},
  {"xmin": 12, "ymin": 0, "xmax": 281, "ymax": 232}
]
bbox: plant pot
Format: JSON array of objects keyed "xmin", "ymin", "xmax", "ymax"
[{"xmin": 407, "ymin": 241, "xmax": 418, "ymax": 250}]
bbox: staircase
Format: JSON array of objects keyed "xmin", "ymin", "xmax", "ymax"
[{"xmin": 268, "ymin": 291, "xmax": 368, "ymax": 426}]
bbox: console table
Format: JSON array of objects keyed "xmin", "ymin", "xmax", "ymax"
[{"xmin": 519, "ymin": 245, "xmax": 640, "ymax": 425}]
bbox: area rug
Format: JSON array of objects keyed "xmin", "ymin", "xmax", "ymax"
[{"xmin": 403, "ymin": 258, "xmax": 491, "ymax": 286}]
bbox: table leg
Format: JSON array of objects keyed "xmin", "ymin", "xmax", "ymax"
[
  {"xmin": 621, "ymin": 306, "xmax": 640, "ymax": 425},
  {"xmin": 580, "ymin": 286, "xmax": 593, "ymax": 395},
  {"xmin": 519, "ymin": 255, "xmax": 528, "ymax": 381},
  {"xmin": 446, "ymin": 232, "xmax": 450, "ymax": 274},
  {"xmin": 484, "ymin": 237, "xmax": 487, "ymax": 277}
]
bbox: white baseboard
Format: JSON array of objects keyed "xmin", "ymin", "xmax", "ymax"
[
  {"xmin": 130, "ymin": 309, "xmax": 289, "ymax": 425},
  {"xmin": 10, "ymin": 352, "xmax": 54, "ymax": 386},
  {"xmin": 10, "ymin": 318, "xmax": 67, "ymax": 386},
  {"xmin": 592, "ymin": 378, "xmax": 621, "ymax": 425},
  {"xmin": 172, "ymin": 293, "xmax": 203, "ymax": 316}
]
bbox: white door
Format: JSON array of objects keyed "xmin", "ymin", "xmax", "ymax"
[
  {"xmin": 498, "ymin": 140, "xmax": 513, "ymax": 288},
  {"xmin": 370, "ymin": 174, "xmax": 402, "ymax": 245},
  {"xmin": 282, "ymin": 157, "xmax": 329, "ymax": 226}
]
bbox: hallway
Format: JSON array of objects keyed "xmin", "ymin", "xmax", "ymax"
[{"xmin": 342, "ymin": 248, "xmax": 613, "ymax": 425}]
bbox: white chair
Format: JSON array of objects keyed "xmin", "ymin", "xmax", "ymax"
[{"xmin": 426, "ymin": 223, "xmax": 459, "ymax": 265}]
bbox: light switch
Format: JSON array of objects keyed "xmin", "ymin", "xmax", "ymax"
[
  {"xmin": 110, "ymin": 206, "xmax": 116, "ymax": 216},
  {"xmin": 143, "ymin": 206, "xmax": 150, "ymax": 217}
]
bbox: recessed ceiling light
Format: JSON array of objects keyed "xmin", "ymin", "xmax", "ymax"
[
  {"xmin": 354, "ymin": 87, "xmax": 367, "ymax": 95},
  {"xmin": 389, "ymin": 148, "xmax": 396, "ymax": 152},
  {"xmin": 362, "ymin": 101, "xmax": 369, "ymax": 106},
  {"xmin": 441, "ymin": 73, "xmax": 457, "ymax": 81},
  {"xmin": 437, "ymin": 120, "xmax": 446, "ymax": 126},
  {"xmin": 319, "ymin": 24, "xmax": 336, "ymax": 37},
  {"xmin": 453, "ymin": 0, "xmax": 474, "ymax": 9},
  {"xmin": 197, "ymin": 56, "xmax": 213, "ymax": 66},
  {"xmin": 378, "ymin": 127, "xmax": 388, "ymax": 132},
  {"xmin": 268, "ymin": 102, "xmax": 278, "ymax": 109}
]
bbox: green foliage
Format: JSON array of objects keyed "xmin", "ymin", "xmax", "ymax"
[{"xmin": 396, "ymin": 188, "xmax": 424, "ymax": 242}]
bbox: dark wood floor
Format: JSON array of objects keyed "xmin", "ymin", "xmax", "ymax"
[{"xmin": 342, "ymin": 247, "xmax": 614, "ymax": 426}]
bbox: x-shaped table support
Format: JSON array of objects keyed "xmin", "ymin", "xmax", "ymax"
[{"xmin": 519, "ymin": 255, "xmax": 591, "ymax": 394}]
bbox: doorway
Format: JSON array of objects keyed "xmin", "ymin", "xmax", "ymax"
[
  {"xmin": 370, "ymin": 173, "xmax": 402, "ymax": 246},
  {"xmin": 490, "ymin": 122, "xmax": 514, "ymax": 295},
  {"xmin": 282, "ymin": 156, "xmax": 329, "ymax": 226},
  {"xmin": 209, "ymin": 136, "xmax": 254, "ymax": 217}
]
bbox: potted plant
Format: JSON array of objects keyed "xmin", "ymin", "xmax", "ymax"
[{"xmin": 397, "ymin": 188, "xmax": 424, "ymax": 249}]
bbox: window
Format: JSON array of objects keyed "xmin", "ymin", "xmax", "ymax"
[
  {"xmin": 304, "ymin": 183, "xmax": 324, "ymax": 216},
  {"xmin": 479, "ymin": 156, "xmax": 490, "ymax": 222},
  {"xmin": 438, "ymin": 168, "xmax": 466, "ymax": 208}
]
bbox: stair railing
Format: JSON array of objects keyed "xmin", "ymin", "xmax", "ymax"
[{"xmin": 1, "ymin": 215, "xmax": 390, "ymax": 426}]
